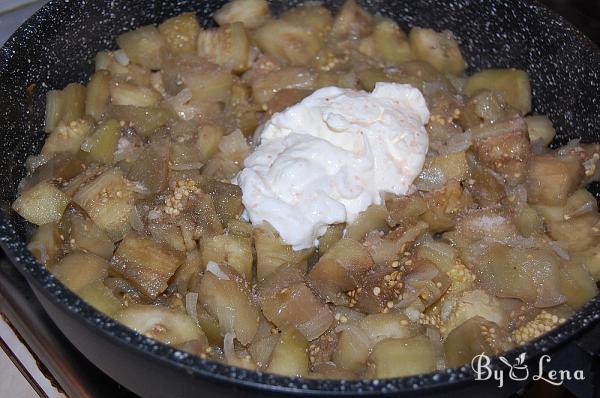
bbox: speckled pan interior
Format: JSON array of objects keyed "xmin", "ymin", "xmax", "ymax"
[{"xmin": 1, "ymin": 0, "xmax": 600, "ymax": 395}]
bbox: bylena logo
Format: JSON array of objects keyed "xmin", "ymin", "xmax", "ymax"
[{"xmin": 471, "ymin": 352, "xmax": 585, "ymax": 388}]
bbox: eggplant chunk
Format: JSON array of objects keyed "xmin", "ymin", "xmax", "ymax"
[
  {"xmin": 200, "ymin": 234, "xmax": 253, "ymax": 280},
  {"xmin": 254, "ymin": 225, "xmax": 312, "ymax": 280},
  {"xmin": 527, "ymin": 155, "xmax": 584, "ymax": 206},
  {"xmin": 308, "ymin": 238, "xmax": 374, "ymax": 302},
  {"xmin": 12, "ymin": 181, "xmax": 70, "ymax": 226},
  {"xmin": 251, "ymin": 67, "xmax": 315, "ymax": 104},
  {"xmin": 127, "ymin": 144, "xmax": 169, "ymax": 196},
  {"xmin": 108, "ymin": 105, "xmax": 171, "ymax": 137},
  {"xmin": 158, "ymin": 12, "xmax": 200, "ymax": 56},
  {"xmin": 27, "ymin": 222, "xmax": 62, "ymax": 266},
  {"xmin": 110, "ymin": 81, "xmax": 161, "ymax": 107},
  {"xmin": 42, "ymin": 118, "xmax": 93, "ymax": 156},
  {"xmin": 85, "ymin": 70, "xmax": 112, "ymax": 120},
  {"xmin": 73, "ymin": 168, "xmax": 135, "ymax": 241},
  {"xmin": 368, "ymin": 335, "xmax": 436, "ymax": 378},
  {"xmin": 267, "ymin": 328, "xmax": 309, "ymax": 377},
  {"xmin": 472, "ymin": 121, "xmax": 531, "ymax": 183},
  {"xmin": 464, "ymin": 68, "xmax": 532, "ymax": 113},
  {"xmin": 79, "ymin": 282, "xmax": 123, "ymax": 316},
  {"xmin": 80, "ymin": 119, "xmax": 121, "ymax": 164},
  {"xmin": 330, "ymin": 0, "xmax": 373, "ymax": 39},
  {"xmin": 332, "ymin": 325, "xmax": 370, "ymax": 372},
  {"xmin": 471, "ymin": 244, "xmax": 565, "ymax": 308},
  {"xmin": 386, "ymin": 194, "xmax": 427, "ymax": 226},
  {"xmin": 526, "ymin": 115, "xmax": 556, "ymax": 148},
  {"xmin": 52, "ymin": 252, "xmax": 109, "ymax": 293},
  {"xmin": 115, "ymin": 304, "xmax": 206, "ymax": 346},
  {"xmin": 197, "ymin": 22, "xmax": 250, "ymax": 73},
  {"xmin": 280, "ymin": 4, "xmax": 333, "ymax": 39},
  {"xmin": 559, "ymin": 262, "xmax": 598, "ymax": 309},
  {"xmin": 345, "ymin": 205, "xmax": 390, "ymax": 241},
  {"xmin": 213, "ymin": 0, "xmax": 271, "ymax": 29},
  {"xmin": 409, "ymin": 27, "xmax": 466, "ymax": 75},
  {"xmin": 260, "ymin": 281, "xmax": 333, "ymax": 341},
  {"xmin": 318, "ymin": 224, "xmax": 345, "ymax": 256},
  {"xmin": 111, "ymin": 233, "xmax": 185, "ymax": 299},
  {"xmin": 371, "ymin": 19, "xmax": 413, "ymax": 66},
  {"xmin": 19, "ymin": 153, "xmax": 84, "ymax": 193},
  {"xmin": 198, "ymin": 265, "xmax": 260, "ymax": 345},
  {"xmin": 444, "ymin": 316, "xmax": 513, "ymax": 368},
  {"xmin": 198, "ymin": 177, "xmax": 243, "ymax": 225},
  {"xmin": 548, "ymin": 212, "xmax": 600, "ymax": 252},
  {"xmin": 116, "ymin": 25, "xmax": 167, "ymax": 70},
  {"xmin": 253, "ymin": 20, "xmax": 321, "ymax": 66},
  {"xmin": 60, "ymin": 203, "xmax": 115, "ymax": 259}
]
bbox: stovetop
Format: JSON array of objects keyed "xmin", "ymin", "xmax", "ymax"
[{"xmin": 0, "ymin": 1, "xmax": 599, "ymax": 397}]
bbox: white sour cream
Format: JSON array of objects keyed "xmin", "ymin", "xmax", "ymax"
[{"xmin": 236, "ymin": 82, "xmax": 430, "ymax": 250}]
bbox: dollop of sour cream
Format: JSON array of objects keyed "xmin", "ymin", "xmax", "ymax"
[{"xmin": 236, "ymin": 82, "xmax": 430, "ymax": 250}]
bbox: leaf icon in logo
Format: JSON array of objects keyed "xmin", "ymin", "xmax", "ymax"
[
  {"xmin": 498, "ymin": 356, "xmax": 512, "ymax": 368},
  {"xmin": 516, "ymin": 352, "xmax": 526, "ymax": 365}
]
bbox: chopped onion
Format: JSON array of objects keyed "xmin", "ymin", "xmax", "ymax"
[
  {"xmin": 129, "ymin": 205, "xmax": 145, "ymax": 232},
  {"xmin": 548, "ymin": 241, "xmax": 570, "ymax": 260},
  {"xmin": 219, "ymin": 130, "xmax": 250, "ymax": 161},
  {"xmin": 114, "ymin": 49, "xmax": 130, "ymax": 66},
  {"xmin": 114, "ymin": 138, "xmax": 136, "ymax": 162},
  {"xmin": 185, "ymin": 292, "xmax": 199, "ymax": 323},
  {"xmin": 223, "ymin": 332, "xmax": 237, "ymax": 364},
  {"xmin": 129, "ymin": 181, "xmax": 150, "ymax": 195},
  {"xmin": 25, "ymin": 154, "xmax": 51, "ymax": 173},
  {"xmin": 166, "ymin": 88, "xmax": 198, "ymax": 121},
  {"xmin": 404, "ymin": 306, "xmax": 424, "ymax": 322},
  {"xmin": 206, "ymin": 261, "xmax": 230, "ymax": 280},
  {"xmin": 147, "ymin": 208, "xmax": 162, "ymax": 221}
]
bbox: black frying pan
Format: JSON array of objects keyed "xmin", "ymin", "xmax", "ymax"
[{"xmin": 1, "ymin": 0, "xmax": 600, "ymax": 397}]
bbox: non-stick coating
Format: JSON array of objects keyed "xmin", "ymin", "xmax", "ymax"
[{"xmin": 1, "ymin": 0, "xmax": 600, "ymax": 397}]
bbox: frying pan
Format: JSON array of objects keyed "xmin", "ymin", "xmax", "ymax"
[{"xmin": 1, "ymin": 0, "xmax": 600, "ymax": 397}]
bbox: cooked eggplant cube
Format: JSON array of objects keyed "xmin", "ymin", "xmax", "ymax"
[
  {"xmin": 409, "ymin": 27, "xmax": 466, "ymax": 75},
  {"xmin": 73, "ymin": 168, "xmax": 135, "ymax": 241},
  {"xmin": 159, "ymin": 12, "xmax": 200, "ymax": 56},
  {"xmin": 254, "ymin": 225, "xmax": 312, "ymax": 280},
  {"xmin": 116, "ymin": 25, "xmax": 167, "ymax": 70},
  {"xmin": 115, "ymin": 304, "xmax": 205, "ymax": 346},
  {"xmin": 198, "ymin": 177, "xmax": 243, "ymax": 225},
  {"xmin": 12, "ymin": 181, "xmax": 70, "ymax": 226},
  {"xmin": 308, "ymin": 238, "xmax": 374, "ymax": 301},
  {"xmin": 213, "ymin": 0, "xmax": 271, "ymax": 29},
  {"xmin": 444, "ymin": 316, "xmax": 513, "ymax": 368},
  {"xmin": 260, "ymin": 282, "xmax": 333, "ymax": 341},
  {"xmin": 267, "ymin": 328, "xmax": 309, "ymax": 377},
  {"xmin": 52, "ymin": 252, "xmax": 110, "ymax": 293},
  {"xmin": 60, "ymin": 203, "xmax": 115, "ymax": 259},
  {"xmin": 464, "ymin": 68, "xmax": 532, "ymax": 113},
  {"xmin": 200, "ymin": 234, "xmax": 253, "ymax": 280},
  {"xmin": 368, "ymin": 335, "xmax": 436, "ymax": 378},
  {"xmin": 111, "ymin": 233, "xmax": 185, "ymax": 299},
  {"xmin": 527, "ymin": 155, "xmax": 584, "ymax": 206},
  {"xmin": 198, "ymin": 269, "xmax": 260, "ymax": 345}
]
